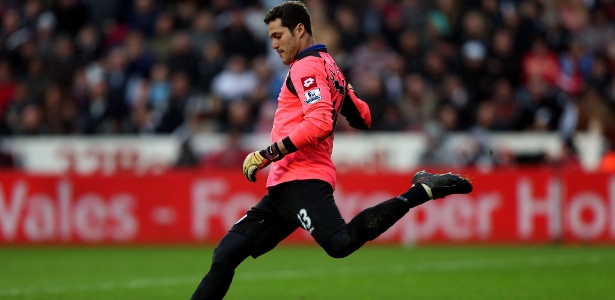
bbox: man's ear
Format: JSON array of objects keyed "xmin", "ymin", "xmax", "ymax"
[{"xmin": 294, "ymin": 23, "xmax": 305, "ymax": 38}]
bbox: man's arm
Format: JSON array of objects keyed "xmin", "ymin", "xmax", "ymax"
[{"xmin": 340, "ymin": 84, "xmax": 371, "ymax": 130}]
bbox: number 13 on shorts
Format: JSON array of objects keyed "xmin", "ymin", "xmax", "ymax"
[{"xmin": 297, "ymin": 209, "xmax": 314, "ymax": 234}]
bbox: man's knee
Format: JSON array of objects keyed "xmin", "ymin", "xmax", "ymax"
[
  {"xmin": 211, "ymin": 231, "xmax": 253, "ymax": 268},
  {"xmin": 208, "ymin": 261, "xmax": 234, "ymax": 274},
  {"xmin": 323, "ymin": 244, "xmax": 352, "ymax": 258},
  {"xmin": 321, "ymin": 230, "xmax": 358, "ymax": 259}
]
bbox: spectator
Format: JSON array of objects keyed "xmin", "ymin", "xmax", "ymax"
[
  {"xmin": 397, "ymin": 30, "xmax": 423, "ymax": 74},
  {"xmin": 174, "ymin": 93, "xmax": 217, "ymax": 136},
  {"xmin": 490, "ymin": 77, "xmax": 519, "ymax": 130},
  {"xmin": 196, "ymin": 40, "xmax": 225, "ymax": 93},
  {"xmin": 459, "ymin": 10, "xmax": 490, "ymax": 44},
  {"xmin": 1, "ymin": 9, "xmax": 24, "ymax": 54},
  {"xmin": 127, "ymin": 100, "xmax": 156, "ymax": 135},
  {"xmin": 420, "ymin": 50, "xmax": 447, "ymax": 87},
  {"xmin": 419, "ymin": 106, "xmax": 465, "ymax": 167},
  {"xmin": 199, "ymin": 129, "xmax": 251, "ymax": 169},
  {"xmin": 378, "ymin": 102, "xmax": 407, "ymax": 131},
  {"xmin": 557, "ymin": 41, "xmax": 588, "ymax": 96},
  {"xmin": 427, "ymin": 0, "xmax": 460, "ymax": 41},
  {"xmin": 69, "ymin": 67, "xmax": 89, "ymax": 113},
  {"xmin": 127, "ymin": 0, "xmax": 160, "ymax": 38},
  {"xmin": 485, "ymin": 28, "xmax": 521, "ymax": 85},
  {"xmin": 576, "ymin": 6, "xmax": 615, "ymax": 54},
  {"xmin": 80, "ymin": 76, "xmax": 112, "ymax": 134},
  {"xmin": 103, "ymin": 46, "xmax": 130, "ymax": 122},
  {"xmin": 124, "ymin": 30, "xmax": 155, "ymax": 78},
  {"xmin": 0, "ymin": 138, "xmax": 15, "ymax": 168},
  {"xmin": 585, "ymin": 54, "xmax": 611, "ymax": 94},
  {"xmin": 0, "ymin": 60, "xmax": 17, "ymax": 118},
  {"xmin": 22, "ymin": 0, "xmax": 43, "ymax": 31},
  {"xmin": 307, "ymin": 0, "xmax": 340, "ymax": 56},
  {"xmin": 23, "ymin": 55, "xmax": 51, "ymax": 103},
  {"xmin": 211, "ymin": 55, "xmax": 258, "ymax": 102},
  {"xmin": 3, "ymin": 81, "xmax": 29, "ymax": 135},
  {"xmin": 41, "ymin": 84, "xmax": 76, "ymax": 134},
  {"xmin": 480, "ymin": 0, "xmax": 505, "ymax": 30},
  {"xmin": 599, "ymin": 148, "xmax": 615, "ymax": 172},
  {"xmin": 513, "ymin": 75, "xmax": 569, "ymax": 132},
  {"xmin": 252, "ymin": 100, "xmax": 275, "ymax": 134},
  {"xmin": 401, "ymin": 0, "xmax": 428, "ymax": 33},
  {"xmin": 7, "ymin": 34, "xmax": 37, "ymax": 79},
  {"xmin": 575, "ymin": 87, "xmax": 615, "ymax": 149},
  {"xmin": 190, "ymin": 10, "xmax": 218, "ymax": 53},
  {"xmin": 334, "ymin": 5, "xmax": 364, "ymax": 56},
  {"xmin": 148, "ymin": 62, "xmax": 171, "ymax": 113},
  {"xmin": 48, "ymin": 34, "xmax": 79, "ymax": 89},
  {"xmin": 34, "ymin": 12, "xmax": 57, "ymax": 60},
  {"xmin": 440, "ymin": 74, "xmax": 473, "ymax": 130},
  {"xmin": 15, "ymin": 103, "xmax": 44, "ymax": 135},
  {"xmin": 53, "ymin": 0, "xmax": 89, "ymax": 38},
  {"xmin": 382, "ymin": 53, "xmax": 405, "ymax": 103},
  {"xmin": 219, "ymin": 7, "xmax": 265, "ymax": 60},
  {"xmin": 379, "ymin": 2, "xmax": 405, "ymax": 50},
  {"xmin": 149, "ymin": 12, "xmax": 175, "ymax": 60},
  {"xmin": 175, "ymin": 136, "xmax": 199, "ymax": 168},
  {"xmin": 172, "ymin": 0, "xmax": 200, "ymax": 30},
  {"xmin": 459, "ymin": 40, "xmax": 490, "ymax": 101},
  {"xmin": 548, "ymin": 138, "xmax": 582, "ymax": 170},
  {"xmin": 398, "ymin": 73, "xmax": 438, "ymax": 131},
  {"xmin": 514, "ymin": 0, "xmax": 544, "ymax": 55},
  {"xmin": 250, "ymin": 55, "xmax": 276, "ymax": 101},
  {"xmin": 82, "ymin": 0, "xmax": 125, "ymax": 26},
  {"xmin": 75, "ymin": 23, "xmax": 103, "ymax": 65},
  {"xmin": 221, "ymin": 98, "xmax": 253, "ymax": 133},
  {"xmin": 350, "ymin": 34, "xmax": 394, "ymax": 84},
  {"xmin": 98, "ymin": 20, "xmax": 125, "ymax": 53},
  {"xmin": 522, "ymin": 36, "xmax": 561, "ymax": 87},
  {"xmin": 156, "ymin": 71, "xmax": 192, "ymax": 133},
  {"xmin": 543, "ymin": 7, "xmax": 571, "ymax": 54},
  {"xmin": 167, "ymin": 31, "xmax": 199, "ymax": 82},
  {"xmin": 467, "ymin": 100, "xmax": 501, "ymax": 168},
  {"xmin": 555, "ymin": 0, "xmax": 589, "ymax": 34},
  {"xmin": 354, "ymin": 71, "xmax": 386, "ymax": 129}
]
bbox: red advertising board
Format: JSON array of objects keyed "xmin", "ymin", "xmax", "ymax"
[
  {"xmin": 0, "ymin": 169, "xmax": 613, "ymax": 245},
  {"xmin": 561, "ymin": 172, "xmax": 615, "ymax": 243}
]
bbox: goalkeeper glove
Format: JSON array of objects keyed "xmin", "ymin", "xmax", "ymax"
[{"xmin": 242, "ymin": 143, "xmax": 285, "ymax": 182}]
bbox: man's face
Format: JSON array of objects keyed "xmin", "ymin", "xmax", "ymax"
[{"xmin": 268, "ymin": 18, "xmax": 299, "ymax": 65}]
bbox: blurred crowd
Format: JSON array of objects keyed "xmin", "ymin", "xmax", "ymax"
[{"xmin": 0, "ymin": 0, "xmax": 615, "ymax": 169}]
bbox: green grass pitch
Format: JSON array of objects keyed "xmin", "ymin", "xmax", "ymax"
[{"xmin": 1, "ymin": 245, "xmax": 614, "ymax": 299}]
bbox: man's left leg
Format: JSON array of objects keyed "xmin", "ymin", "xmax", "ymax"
[
  {"xmin": 191, "ymin": 192, "xmax": 298, "ymax": 300},
  {"xmin": 310, "ymin": 171, "xmax": 473, "ymax": 258},
  {"xmin": 191, "ymin": 231, "xmax": 252, "ymax": 299}
]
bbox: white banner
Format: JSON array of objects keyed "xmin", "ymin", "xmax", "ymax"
[{"xmin": 4, "ymin": 133, "xmax": 604, "ymax": 175}]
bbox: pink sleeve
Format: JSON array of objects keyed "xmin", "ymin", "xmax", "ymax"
[
  {"xmin": 340, "ymin": 84, "xmax": 371, "ymax": 130},
  {"xmin": 287, "ymin": 57, "xmax": 335, "ymax": 149}
]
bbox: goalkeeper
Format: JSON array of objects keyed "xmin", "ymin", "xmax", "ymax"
[{"xmin": 191, "ymin": 1, "xmax": 473, "ymax": 299}]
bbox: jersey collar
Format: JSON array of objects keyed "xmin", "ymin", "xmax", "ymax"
[{"xmin": 295, "ymin": 44, "xmax": 327, "ymax": 61}]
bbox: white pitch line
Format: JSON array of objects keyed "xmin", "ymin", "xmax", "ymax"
[{"xmin": 0, "ymin": 253, "xmax": 611, "ymax": 297}]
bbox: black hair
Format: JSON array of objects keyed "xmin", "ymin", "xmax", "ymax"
[{"xmin": 263, "ymin": 1, "xmax": 312, "ymax": 36}]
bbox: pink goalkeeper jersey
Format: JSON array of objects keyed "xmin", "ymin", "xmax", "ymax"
[{"xmin": 266, "ymin": 44, "xmax": 371, "ymax": 189}]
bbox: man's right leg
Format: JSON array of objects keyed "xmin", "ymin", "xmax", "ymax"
[
  {"xmin": 191, "ymin": 193, "xmax": 298, "ymax": 300},
  {"xmin": 321, "ymin": 171, "xmax": 473, "ymax": 258}
]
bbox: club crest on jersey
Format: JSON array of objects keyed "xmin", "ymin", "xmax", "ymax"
[
  {"xmin": 304, "ymin": 88, "xmax": 321, "ymax": 104},
  {"xmin": 301, "ymin": 76, "xmax": 316, "ymax": 89}
]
